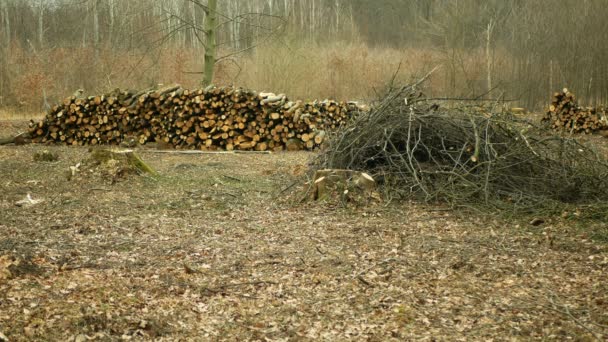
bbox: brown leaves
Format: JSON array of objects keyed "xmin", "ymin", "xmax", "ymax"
[
  {"xmin": 0, "ymin": 143, "xmax": 607, "ymax": 340},
  {"xmin": 0, "ymin": 255, "xmax": 14, "ymax": 280}
]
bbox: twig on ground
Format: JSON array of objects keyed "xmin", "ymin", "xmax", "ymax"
[{"xmin": 356, "ymin": 275, "xmax": 374, "ymax": 287}]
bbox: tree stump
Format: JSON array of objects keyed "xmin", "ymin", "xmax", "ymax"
[
  {"xmin": 33, "ymin": 150, "xmax": 59, "ymax": 162},
  {"xmin": 310, "ymin": 169, "xmax": 378, "ymax": 204},
  {"xmin": 74, "ymin": 148, "xmax": 157, "ymax": 183},
  {"xmin": 88, "ymin": 149, "xmax": 157, "ymax": 175}
]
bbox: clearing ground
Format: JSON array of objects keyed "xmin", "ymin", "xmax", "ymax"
[{"xmin": 1, "ymin": 121, "xmax": 607, "ymax": 341}]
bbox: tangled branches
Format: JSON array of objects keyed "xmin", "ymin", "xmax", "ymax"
[{"xmin": 317, "ymin": 81, "xmax": 608, "ymax": 214}]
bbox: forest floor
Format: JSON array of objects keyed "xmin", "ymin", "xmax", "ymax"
[{"xmin": 1, "ymin": 120, "xmax": 607, "ymax": 341}]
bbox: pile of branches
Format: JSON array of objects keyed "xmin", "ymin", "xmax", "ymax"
[
  {"xmin": 28, "ymin": 85, "xmax": 358, "ymax": 151},
  {"xmin": 541, "ymin": 88, "xmax": 608, "ymax": 134},
  {"xmin": 317, "ymin": 80, "xmax": 608, "ymax": 212}
]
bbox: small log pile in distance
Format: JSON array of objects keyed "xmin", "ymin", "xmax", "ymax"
[
  {"xmin": 28, "ymin": 85, "xmax": 359, "ymax": 151},
  {"xmin": 541, "ymin": 88, "xmax": 607, "ymax": 134}
]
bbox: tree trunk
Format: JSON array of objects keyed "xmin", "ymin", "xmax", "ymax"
[
  {"xmin": 37, "ymin": 1, "xmax": 44, "ymax": 49},
  {"xmin": 486, "ymin": 20, "xmax": 494, "ymax": 98},
  {"xmin": 93, "ymin": 0, "xmax": 100, "ymax": 62},
  {"xmin": 202, "ymin": 0, "xmax": 217, "ymax": 86},
  {"xmin": 3, "ymin": 2, "xmax": 10, "ymax": 43},
  {"xmin": 108, "ymin": 0, "xmax": 114, "ymax": 46},
  {"xmin": 191, "ymin": 0, "xmax": 197, "ymax": 49},
  {"xmin": 0, "ymin": 2, "xmax": 10, "ymax": 105}
]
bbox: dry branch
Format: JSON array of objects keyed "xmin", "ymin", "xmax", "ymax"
[{"xmin": 316, "ymin": 80, "xmax": 608, "ymax": 213}]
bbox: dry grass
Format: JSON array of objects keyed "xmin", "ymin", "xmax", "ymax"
[
  {"xmin": 0, "ymin": 108, "xmax": 44, "ymax": 125},
  {"xmin": 1, "ymin": 122, "xmax": 607, "ymax": 340},
  {"xmin": 235, "ymin": 43, "xmax": 442, "ymax": 101},
  {"xmin": 0, "ymin": 110, "xmax": 44, "ymax": 122},
  {"xmin": 1, "ymin": 42, "xmax": 520, "ymax": 118}
]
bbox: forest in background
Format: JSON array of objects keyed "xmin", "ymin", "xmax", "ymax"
[{"xmin": 1, "ymin": 0, "xmax": 608, "ymax": 112}]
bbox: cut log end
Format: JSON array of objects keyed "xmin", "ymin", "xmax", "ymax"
[{"xmin": 26, "ymin": 86, "xmax": 360, "ymax": 151}]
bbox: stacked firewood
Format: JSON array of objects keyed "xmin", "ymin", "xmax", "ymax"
[
  {"xmin": 542, "ymin": 88, "xmax": 607, "ymax": 133},
  {"xmin": 28, "ymin": 85, "xmax": 359, "ymax": 151}
]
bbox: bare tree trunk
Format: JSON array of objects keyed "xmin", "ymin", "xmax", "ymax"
[
  {"xmin": 37, "ymin": 0, "xmax": 44, "ymax": 49},
  {"xmin": 159, "ymin": 1, "xmax": 168, "ymax": 45},
  {"xmin": 109, "ymin": 0, "xmax": 115, "ymax": 46},
  {"xmin": 310, "ymin": 0, "xmax": 315, "ymax": 42},
  {"xmin": 81, "ymin": 1, "xmax": 87, "ymax": 48},
  {"xmin": 549, "ymin": 59, "xmax": 553, "ymax": 93},
  {"xmin": 348, "ymin": 4, "xmax": 355, "ymax": 41},
  {"xmin": 181, "ymin": 1, "xmax": 189, "ymax": 47},
  {"xmin": 486, "ymin": 19, "xmax": 494, "ymax": 98},
  {"xmin": 0, "ymin": 3, "xmax": 11, "ymax": 106},
  {"xmin": 2, "ymin": 2, "xmax": 10, "ymax": 43},
  {"xmin": 228, "ymin": 0, "xmax": 240, "ymax": 50},
  {"xmin": 191, "ymin": 0, "xmax": 197, "ymax": 48},
  {"xmin": 335, "ymin": 0, "xmax": 340, "ymax": 37},
  {"xmin": 299, "ymin": 0, "xmax": 304, "ymax": 33},
  {"xmin": 203, "ymin": 0, "xmax": 217, "ymax": 86},
  {"xmin": 81, "ymin": 22, "xmax": 87, "ymax": 48},
  {"xmin": 93, "ymin": 0, "xmax": 100, "ymax": 62},
  {"xmin": 0, "ymin": 2, "xmax": 7, "ymax": 106}
]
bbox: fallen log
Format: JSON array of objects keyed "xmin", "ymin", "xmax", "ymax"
[{"xmin": 0, "ymin": 132, "xmax": 31, "ymax": 146}]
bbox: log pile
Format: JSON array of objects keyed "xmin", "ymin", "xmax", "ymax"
[
  {"xmin": 542, "ymin": 88, "xmax": 607, "ymax": 133},
  {"xmin": 27, "ymin": 85, "xmax": 358, "ymax": 151}
]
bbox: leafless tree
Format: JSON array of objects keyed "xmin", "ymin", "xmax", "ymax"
[{"xmin": 2, "ymin": 0, "xmax": 608, "ymax": 110}]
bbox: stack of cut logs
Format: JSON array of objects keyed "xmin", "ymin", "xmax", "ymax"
[
  {"xmin": 28, "ymin": 85, "xmax": 359, "ymax": 151},
  {"xmin": 542, "ymin": 88, "xmax": 607, "ymax": 134}
]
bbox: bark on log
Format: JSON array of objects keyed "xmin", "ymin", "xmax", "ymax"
[{"xmin": 0, "ymin": 132, "xmax": 31, "ymax": 145}]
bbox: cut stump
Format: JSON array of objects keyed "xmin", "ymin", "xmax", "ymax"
[
  {"xmin": 88, "ymin": 149, "xmax": 157, "ymax": 176},
  {"xmin": 73, "ymin": 148, "xmax": 158, "ymax": 183},
  {"xmin": 33, "ymin": 150, "xmax": 59, "ymax": 162},
  {"xmin": 310, "ymin": 169, "xmax": 378, "ymax": 204}
]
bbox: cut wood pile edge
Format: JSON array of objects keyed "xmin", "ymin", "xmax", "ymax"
[
  {"xmin": 27, "ymin": 84, "xmax": 361, "ymax": 151},
  {"xmin": 541, "ymin": 88, "xmax": 608, "ymax": 134}
]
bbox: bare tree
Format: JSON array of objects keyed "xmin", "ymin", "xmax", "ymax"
[
  {"xmin": 4, "ymin": 0, "xmax": 608, "ymax": 111},
  {"xmin": 154, "ymin": 0, "xmax": 285, "ymax": 86},
  {"xmin": 93, "ymin": 0, "xmax": 101, "ymax": 61},
  {"xmin": 202, "ymin": 0, "xmax": 217, "ymax": 86},
  {"xmin": 37, "ymin": 0, "xmax": 44, "ymax": 48},
  {"xmin": 0, "ymin": 1, "xmax": 10, "ymax": 106}
]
